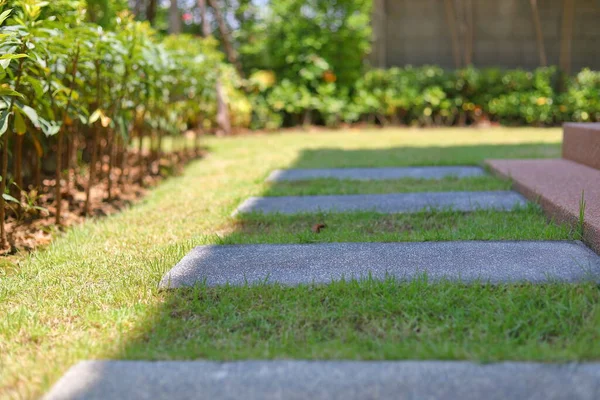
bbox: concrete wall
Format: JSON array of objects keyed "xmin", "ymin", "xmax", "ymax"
[{"xmin": 371, "ymin": 0, "xmax": 600, "ymax": 71}]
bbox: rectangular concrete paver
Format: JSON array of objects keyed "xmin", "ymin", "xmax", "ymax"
[
  {"xmin": 267, "ymin": 166, "xmax": 486, "ymax": 182},
  {"xmin": 159, "ymin": 241, "xmax": 600, "ymax": 288},
  {"xmin": 45, "ymin": 360, "xmax": 600, "ymax": 400},
  {"xmin": 235, "ymin": 191, "xmax": 527, "ymax": 215}
]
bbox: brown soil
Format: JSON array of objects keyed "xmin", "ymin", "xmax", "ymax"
[{"xmin": 2, "ymin": 149, "xmax": 206, "ymax": 256}]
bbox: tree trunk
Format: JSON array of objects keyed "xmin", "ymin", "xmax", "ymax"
[
  {"xmin": 302, "ymin": 109, "xmax": 312, "ymax": 129},
  {"xmin": 198, "ymin": 0, "xmax": 211, "ymax": 37},
  {"xmin": 207, "ymin": 0, "xmax": 244, "ymax": 78},
  {"xmin": 147, "ymin": 0, "xmax": 157, "ymax": 25},
  {"xmin": 34, "ymin": 153, "xmax": 41, "ymax": 190},
  {"xmin": 118, "ymin": 136, "xmax": 128, "ymax": 187},
  {"xmin": 70, "ymin": 128, "xmax": 79, "ymax": 189},
  {"xmin": 462, "ymin": 0, "xmax": 474, "ymax": 66},
  {"xmin": 0, "ymin": 131, "xmax": 9, "ymax": 250},
  {"xmin": 2, "ymin": 49, "xmax": 26, "ymax": 248},
  {"xmin": 138, "ymin": 130, "xmax": 145, "ymax": 184},
  {"xmin": 559, "ymin": 0, "xmax": 575, "ymax": 77},
  {"xmin": 371, "ymin": 0, "xmax": 387, "ymax": 68},
  {"xmin": 65, "ymin": 130, "xmax": 73, "ymax": 192},
  {"xmin": 133, "ymin": 0, "xmax": 143, "ymax": 18},
  {"xmin": 444, "ymin": 0, "xmax": 462, "ymax": 68},
  {"xmin": 529, "ymin": 0, "xmax": 547, "ymax": 67},
  {"xmin": 57, "ymin": 45, "xmax": 80, "ymax": 225},
  {"xmin": 106, "ymin": 130, "xmax": 115, "ymax": 200},
  {"xmin": 55, "ymin": 129, "xmax": 64, "ymax": 225},
  {"xmin": 199, "ymin": 0, "xmax": 231, "ymax": 137},
  {"xmin": 86, "ymin": 60, "xmax": 102, "ymax": 215},
  {"xmin": 196, "ymin": 129, "xmax": 202, "ymax": 156},
  {"xmin": 169, "ymin": 0, "xmax": 182, "ymax": 34},
  {"xmin": 215, "ymin": 79, "xmax": 231, "ymax": 136},
  {"xmin": 156, "ymin": 132, "xmax": 163, "ymax": 161},
  {"xmin": 150, "ymin": 131, "xmax": 158, "ymax": 163},
  {"xmin": 13, "ymin": 133, "xmax": 23, "ymax": 197},
  {"xmin": 84, "ymin": 126, "xmax": 99, "ymax": 216}
]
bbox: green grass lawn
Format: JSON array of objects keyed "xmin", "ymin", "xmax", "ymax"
[
  {"xmin": 224, "ymin": 207, "xmax": 573, "ymax": 245},
  {"xmin": 5, "ymin": 127, "xmax": 599, "ymax": 399},
  {"xmin": 263, "ymin": 176, "xmax": 511, "ymax": 197}
]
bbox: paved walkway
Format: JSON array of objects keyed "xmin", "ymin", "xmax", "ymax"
[
  {"xmin": 48, "ymin": 154, "xmax": 600, "ymax": 398},
  {"xmin": 46, "ymin": 360, "xmax": 600, "ymax": 400}
]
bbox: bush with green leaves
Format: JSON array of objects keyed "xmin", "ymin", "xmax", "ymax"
[
  {"xmin": 247, "ymin": 65, "xmax": 600, "ymax": 130},
  {"xmin": 559, "ymin": 69, "xmax": 600, "ymax": 123},
  {"xmin": 0, "ymin": 0, "xmax": 243, "ymax": 250},
  {"xmin": 239, "ymin": 0, "xmax": 372, "ymax": 89}
]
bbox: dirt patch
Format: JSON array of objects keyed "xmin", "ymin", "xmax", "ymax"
[{"xmin": 3, "ymin": 149, "xmax": 206, "ymax": 257}]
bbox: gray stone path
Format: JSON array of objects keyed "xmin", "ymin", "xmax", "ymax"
[
  {"xmin": 46, "ymin": 155, "xmax": 600, "ymax": 397},
  {"xmin": 45, "ymin": 360, "xmax": 600, "ymax": 400},
  {"xmin": 235, "ymin": 191, "xmax": 527, "ymax": 215},
  {"xmin": 159, "ymin": 241, "xmax": 600, "ymax": 288},
  {"xmin": 267, "ymin": 166, "xmax": 486, "ymax": 181}
]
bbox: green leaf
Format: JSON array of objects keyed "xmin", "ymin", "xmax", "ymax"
[
  {"xmin": 18, "ymin": 105, "xmax": 39, "ymax": 128},
  {"xmin": 2, "ymin": 193, "xmax": 19, "ymax": 204},
  {"xmin": 118, "ymin": 115, "xmax": 128, "ymax": 139},
  {"xmin": 0, "ymin": 9, "xmax": 12, "ymax": 26},
  {"xmin": 88, "ymin": 109, "xmax": 102, "ymax": 124},
  {"xmin": 0, "ymin": 87, "xmax": 24, "ymax": 98},
  {"xmin": 0, "ymin": 108, "xmax": 9, "ymax": 136},
  {"xmin": 0, "ymin": 54, "xmax": 27, "ymax": 60},
  {"xmin": 24, "ymin": 75, "xmax": 43, "ymax": 98},
  {"xmin": 14, "ymin": 108, "xmax": 26, "ymax": 134},
  {"xmin": 39, "ymin": 119, "xmax": 61, "ymax": 137}
]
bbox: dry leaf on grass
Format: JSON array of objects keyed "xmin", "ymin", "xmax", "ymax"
[{"xmin": 312, "ymin": 223, "xmax": 327, "ymax": 233}]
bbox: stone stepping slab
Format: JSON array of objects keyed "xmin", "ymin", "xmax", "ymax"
[
  {"xmin": 235, "ymin": 191, "xmax": 527, "ymax": 215},
  {"xmin": 267, "ymin": 166, "xmax": 486, "ymax": 182},
  {"xmin": 46, "ymin": 360, "xmax": 600, "ymax": 400},
  {"xmin": 159, "ymin": 241, "xmax": 600, "ymax": 288}
]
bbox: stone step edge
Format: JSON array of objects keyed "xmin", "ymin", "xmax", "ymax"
[
  {"xmin": 266, "ymin": 165, "xmax": 487, "ymax": 182},
  {"xmin": 45, "ymin": 360, "xmax": 600, "ymax": 400},
  {"xmin": 234, "ymin": 190, "xmax": 528, "ymax": 216},
  {"xmin": 159, "ymin": 240, "xmax": 600, "ymax": 288}
]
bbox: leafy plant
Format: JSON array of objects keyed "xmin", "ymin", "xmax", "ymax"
[
  {"xmin": 577, "ymin": 190, "xmax": 586, "ymax": 240},
  {"xmin": 0, "ymin": 0, "xmax": 243, "ymax": 251},
  {"xmin": 249, "ymin": 65, "xmax": 600, "ymax": 129}
]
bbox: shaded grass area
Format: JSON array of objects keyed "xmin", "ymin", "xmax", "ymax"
[
  {"xmin": 263, "ymin": 176, "xmax": 511, "ymax": 197},
  {"xmin": 290, "ymin": 142, "xmax": 560, "ymax": 169},
  {"xmin": 123, "ymin": 279, "xmax": 600, "ymax": 362},
  {"xmin": 221, "ymin": 207, "xmax": 575, "ymax": 245},
  {"xmin": 4, "ymin": 127, "xmax": 590, "ymax": 398}
]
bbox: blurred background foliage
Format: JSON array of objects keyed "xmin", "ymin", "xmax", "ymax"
[
  {"xmin": 1, "ymin": 0, "xmax": 599, "ymax": 249},
  {"xmin": 118, "ymin": 0, "xmax": 599, "ymax": 130}
]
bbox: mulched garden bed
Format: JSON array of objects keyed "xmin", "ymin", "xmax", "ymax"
[{"xmin": 3, "ymin": 149, "xmax": 206, "ymax": 256}]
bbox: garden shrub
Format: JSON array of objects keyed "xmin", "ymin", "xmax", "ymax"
[
  {"xmin": 0, "ymin": 0, "xmax": 246, "ymax": 244},
  {"xmin": 248, "ymin": 66, "xmax": 600, "ymax": 129},
  {"xmin": 559, "ymin": 69, "xmax": 600, "ymax": 123}
]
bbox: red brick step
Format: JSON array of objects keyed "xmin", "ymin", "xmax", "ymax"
[
  {"xmin": 487, "ymin": 158, "xmax": 600, "ymax": 253},
  {"xmin": 563, "ymin": 123, "xmax": 600, "ymax": 170}
]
